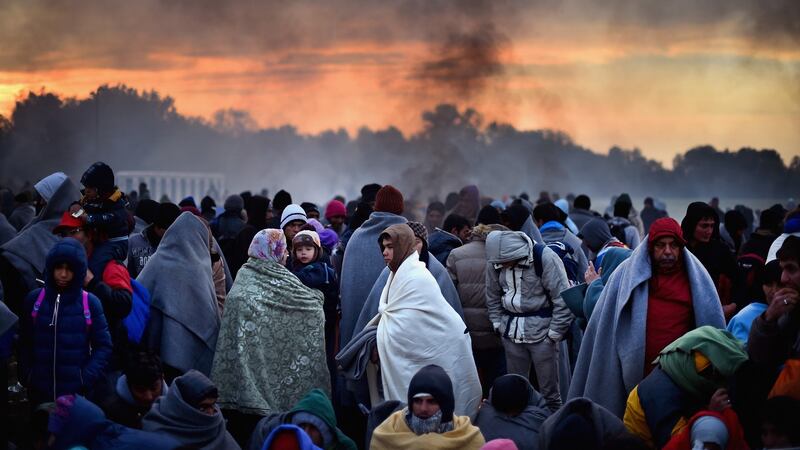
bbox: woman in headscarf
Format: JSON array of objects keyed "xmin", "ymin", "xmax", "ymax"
[
  {"xmin": 211, "ymin": 229, "xmax": 329, "ymax": 446},
  {"xmin": 139, "ymin": 212, "xmax": 220, "ymax": 380}
]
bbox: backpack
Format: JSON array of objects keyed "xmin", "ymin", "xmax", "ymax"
[
  {"xmin": 123, "ymin": 279, "xmax": 151, "ymax": 344},
  {"xmin": 32, "ymin": 288, "xmax": 92, "ymax": 331},
  {"xmin": 609, "ymin": 221, "xmax": 630, "ymax": 244},
  {"xmin": 540, "ymin": 241, "xmax": 581, "ymax": 284}
]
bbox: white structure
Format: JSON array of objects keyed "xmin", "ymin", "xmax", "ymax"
[{"xmin": 116, "ymin": 171, "xmax": 226, "ymax": 203}]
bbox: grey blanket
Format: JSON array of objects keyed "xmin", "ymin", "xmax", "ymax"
[
  {"xmin": 142, "ymin": 377, "xmax": 239, "ymax": 450},
  {"xmin": 338, "ymin": 212, "xmax": 407, "ymax": 347},
  {"xmin": 336, "ymin": 325, "xmax": 378, "ymax": 382},
  {"xmin": 567, "ymin": 241, "xmax": 725, "ymax": 417},
  {"xmin": 1, "ymin": 178, "xmax": 80, "ymax": 293},
  {"xmin": 0, "ymin": 214, "xmax": 15, "ymax": 247},
  {"xmin": 139, "ymin": 212, "xmax": 220, "ymax": 375}
]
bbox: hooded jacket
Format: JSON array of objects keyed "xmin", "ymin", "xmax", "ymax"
[
  {"xmin": 681, "ymin": 202, "xmax": 742, "ymax": 304},
  {"xmin": 19, "ymin": 238, "xmax": 113, "ymax": 402},
  {"xmin": 608, "ymin": 216, "xmax": 641, "ymax": 249},
  {"xmin": 248, "ymin": 389, "xmax": 357, "ymax": 450},
  {"xmin": 475, "ymin": 375, "xmax": 551, "ymax": 450},
  {"xmin": 539, "ymin": 221, "xmax": 589, "ymax": 283},
  {"xmin": 1, "ymin": 178, "xmax": 81, "ymax": 313},
  {"xmin": 428, "ymin": 229, "xmax": 463, "ymax": 266},
  {"xmin": 50, "ymin": 395, "xmax": 179, "ymax": 450},
  {"xmin": 485, "ymin": 231, "xmax": 573, "ymax": 344},
  {"xmin": 446, "ymin": 224, "xmax": 507, "ymax": 350}
]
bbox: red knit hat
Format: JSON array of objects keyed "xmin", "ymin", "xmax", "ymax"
[
  {"xmin": 374, "ymin": 185, "xmax": 404, "ymax": 215},
  {"xmin": 325, "ymin": 200, "xmax": 347, "ymax": 220},
  {"xmin": 648, "ymin": 217, "xmax": 686, "ymax": 247}
]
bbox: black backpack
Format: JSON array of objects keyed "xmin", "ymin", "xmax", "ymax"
[
  {"xmin": 609, "ymin": 221, "xmax": 630, "ymax": 245},
  {"xmin": 533, "ymin": 241, "xmax": 581, "ymax": 285}
]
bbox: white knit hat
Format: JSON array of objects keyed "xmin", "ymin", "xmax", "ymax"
[{"xmin": 280, "ymin": 204, "xmax": 307, "ymax": 229}]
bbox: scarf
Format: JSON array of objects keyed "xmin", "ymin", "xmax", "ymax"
[
  {"xmin": 371, "ymin": 410, "xmax": 484, "ymax": 450},
  {"xmin": 656, "ymin": 326, "xmax": 748, "ymax": 401},
  {"xmin": 406, "ymin": 409, "xmax": 454, "ymax": 435}
]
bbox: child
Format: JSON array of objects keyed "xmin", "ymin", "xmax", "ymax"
[
  {"xmin": 18, "ymin": 238, "xmax": 113, "ymax": 407},
  {"xmin": 291, "ymin": 230, "xmax": 339, "ymax": 383},
  {"xmin": 79, "ymin": 161, "xmax": 131, "ymax": 277}
]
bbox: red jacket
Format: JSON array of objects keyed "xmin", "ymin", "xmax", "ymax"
[{"xmin": 663, "ymin": 408, "xmax": 749, "ymax": 450}]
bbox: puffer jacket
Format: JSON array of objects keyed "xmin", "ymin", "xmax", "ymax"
[
  {"xmin": 18, "ymin": 238, "xmax": 113, "ymax": 403},
  {"xmin": 485, "ymin": 231, "xmax": 573, "ymax": 344},
  {"xmin": 447, "ymin": 224, "xmax": 505, "ymax": 351}
]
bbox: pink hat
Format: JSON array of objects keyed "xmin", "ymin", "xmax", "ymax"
[{"xmin": 325, "ymin": 200, "xmax": 347, "ymax": 220}]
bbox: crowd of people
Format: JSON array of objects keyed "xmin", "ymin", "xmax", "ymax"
[{"xmin": 0, "ymin": 163, "xmax": 799, "ymax": 450}]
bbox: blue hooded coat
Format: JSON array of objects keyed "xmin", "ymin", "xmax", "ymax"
[
  {"xmin": 51, "ymin": 395, "xmax": 179, "ymax": 450},
  {"xmin": 19, "ymin": 238, "xmax": 113, "ymax": 403}
]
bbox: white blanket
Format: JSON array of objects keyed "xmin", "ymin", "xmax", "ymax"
[{"xmin": 370, "ymin": 252, "xmax": 482, "ymax": 419}]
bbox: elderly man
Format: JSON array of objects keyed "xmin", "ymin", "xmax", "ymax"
[
  {"xmin": 568, "ymin": 217, "xmax": 725, "ymax": 418},
  {"xmin": 370, "ymin": 365, "xmax": 485, "ymax": 450}
]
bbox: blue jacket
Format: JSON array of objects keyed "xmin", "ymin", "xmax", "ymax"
[
  {"xmin": 428, "ymin": 229, "xmax": 463, "ymax": 266},
  {"xmin": 51, "ymin": 395, "xmax": 179, "ymax": 450},
  {"xmin": 19, "ymin": 238, "xmax": 113, "ymax": 402},
  {"xmin": 293, "ymin": 261, "xmax": 339, "ymax": 312}
]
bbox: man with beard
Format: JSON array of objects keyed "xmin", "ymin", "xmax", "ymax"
[{"xmin": 569, "ymin": 217, "xmax": 725, "ymax": 417}]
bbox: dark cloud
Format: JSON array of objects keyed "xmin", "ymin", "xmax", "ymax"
[
  {"xmin": 412, "ymin": 24, "xmax": 510, "ymax": 98},
  {"xmin": 1, "ymin": 0, "xmax": 797, "ymax": 73}
]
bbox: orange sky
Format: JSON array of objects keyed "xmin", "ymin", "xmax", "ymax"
[{"xmin": 1, "ymin": 1, "xmax": 798, "ymax": 167}]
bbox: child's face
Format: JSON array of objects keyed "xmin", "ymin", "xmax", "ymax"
[
  {"xmin": 53, "ymin": 262, "xmax": 74, "ymax": 289},
  {"xmin": 295, "ymin": 245, "xmax": 316, "ymax": 264},
  {"xmin": 83, "ymin": 186, "xmax": 99, "ymax": 201}
]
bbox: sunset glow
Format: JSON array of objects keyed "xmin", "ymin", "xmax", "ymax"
[{"xmin": 1, "ymin": 1, "xmax": 798, "ymax": 166}]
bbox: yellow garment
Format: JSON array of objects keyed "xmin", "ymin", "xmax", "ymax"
[
  {"xmin": 694, "ymin": 351, "xmax": 711, "ymax": 372},
  {"xmin": 371, "ymin": 410, "xmax": 485, "ymax": 450},
  {"xmin": 624, "ymin": 386, "xmax": 689, "ymax": 449}
]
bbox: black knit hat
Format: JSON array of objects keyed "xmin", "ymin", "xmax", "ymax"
[
  {"xmin": 80, "ymin": 162, "xmax": 115, "ymax": 193},
  {"xmin": 407, "ymin": 365, "xmax": 455, "ymax": 422},
  {"xmin": 273, "ymin": 190, "xmax": 292, "ymax": 211},
  {"xmin": 135, "ymin": 199, "xmax": 160, "ymax": 224},
  {"xmin": 477, "ymin": 204, "xmax": 501, "ymax": 225},
  {"xmin": 154, "ymin": 202, "xmax": 181, "ymax": 229},
  {"xmin": 490, "ymin": 374, "xmax": 529, "ymax": 414},
  {"xmin": 361, "ymin": 184, "xmax": 382, "ymax": 204}
]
